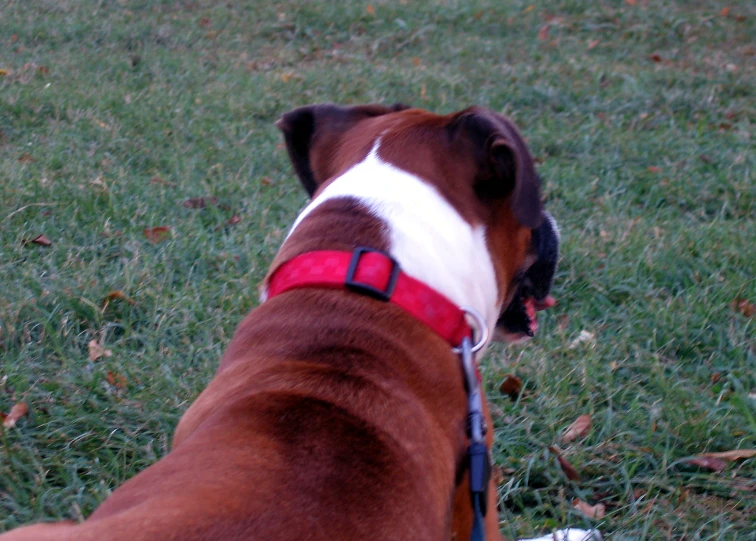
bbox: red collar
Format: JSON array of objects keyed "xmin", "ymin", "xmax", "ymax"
[{"xmin": 266, "ymin": 247, "xmax": 472, "ymax": 347}]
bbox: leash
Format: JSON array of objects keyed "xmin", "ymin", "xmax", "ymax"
[
  {"xmin": 267, "ymin": 246, "xmax": 492, "ymax": 541},
  {"xmin": 458, "ymin": 335, "xmax": 491, "ymax": 541}
]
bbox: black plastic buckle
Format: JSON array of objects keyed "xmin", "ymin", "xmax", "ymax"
[{"xmin": 345, "ymin": 246, "xmax": 400, "ymax": 302}]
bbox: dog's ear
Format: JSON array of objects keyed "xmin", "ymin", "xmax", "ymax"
[
  {"xmin": 453, "ymin": 108, "xmax": 543, "ymax": 229},
  {"xmin": 276, "ymin": 103, "xmax": 410, "ymax": 197}
]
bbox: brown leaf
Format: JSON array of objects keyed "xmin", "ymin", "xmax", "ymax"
[
  {"xmin": 260, "ymin": 177, "xmax": 272, "ymax": 186},
  {"xmin": 732, "ymin": 298, "xmax": 755, "ymax": 318},
  {"xmin": 225, "ymin": 214, "xmax": 241, "ymax": 226},
  {"xmin": 698, "ymin": 449, "xmax": 756, "ymax": 461},
  {"xmin": 625, "ymin": 0, "xmax": 637, "ymax": 5},
  {"xmin": 37, "ymin": 65, "xmax": 49, "ymax": 74},
  {"xmin": 105, "ymin": 371, "xmax": 127, "ymax": 389},
  {"xmin": 573, "ymin": 499, "xmax": 606, "ymax": 519},
  {"xmin": 24, "ymin": 234, "xmax": 52, "ymax": 247},
  {"xmin": 587, "ymin": 39, "xmax": 600, "ymax": 50},
  {"xmin": 537, "ymin": 24, "xmax": 549, "ymax": 41},
  {"xmin": 88, "ymin": 340, "xmax": 112, "ymax": 361},
  {"xmin": 499, "ymin": 374, "xmax": 523, "ymax": 400},
  {"xmin": 144, "ymin": 226, "xmax": 171, "ymax": 243},
  {"xmin": 18, "ymin": 152, "xmax": 34, "ymax": 163},
  {"xmin": 649, "ymin": 53, "xmax": 663, "ymax": 63},
  {"xmin": 103, "ymin": 290, "xmax": 137, "ymax": 306},
  {"xmin": 556, "ymin": 314, "xmax": 569, "ymax": 331},
  {"xmin": 366, "ymin": 4, "xmax": 375, "ymax": 15},
  {"xmin": 412, "ymin": 57, "xmax": 421, "ymax": 67},
  {"xmin": 549, "ymin": 446, "xmax": 582, "ymax": 481},
  {"xmin": 720, "ymin": 7, "xmax": 730, "ymax": 17},
  {"xmin": 3, "ymin": 402, "xmax": 29, "ymax": 428},
  {"xmin": 647, "ymin": 166, "xmax": 662, "ymax": 173},
  {"xmin": 182, "ymin": 197, "xmax": 217, "ymax": 209},
  {"xmin": 198, "ymin": 17, "xmax": 211, "ymax": 27},
  {"xmin": 562, "ymin": 414, "xmax": 592, "ymax": 444},
  {"xmin": 684, "ymin": 456, "xmax": 727, "ymax": 472}
]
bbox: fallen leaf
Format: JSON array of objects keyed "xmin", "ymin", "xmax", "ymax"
[
  {"xmin": 37, "ymin": 65, "xmax": 49, "ymax": 74},
  {"xmin": 3, "ymin": 402, "xmax": 29, "ymax": 428},
  {"xmin": 647, "ymin": 166, "xmax": 662, "ymax": 173},
  {"xmin": 198, "ymin": 17, "xmax": 211, "ymax": 27},
  {"xmin": 731, "ymin": 298, "xmax": 755, "ymax": 318},
  {"xmin": 144, "ymin": 226, "xmax": 171, "ymax": 243},
  {"xmin": 88, "ymin": 340, "xmax": 112, "ymax": 361},
  {"xmin": 366, "ymin": 4, "xmax": 375, "ymax": 15},
  {"xmin": 549, "ymin": 446, "xmax": 582, "ymax": 481},
  {"xmin": 649, "ymin": 53, "xmax": 663, "ymax": 63},
  {"xmin": 562, "ymin": 414, "xmax": 592, "ymax": 444},
  {"xmin": 537, "ymin": 24, "xmax": 549, "ymax": 41},
  {"xmin": 523, "ymin": 5, "xmax": 534, "ymax": 14},
  {"xmin": 225, "ymin": 214, "xmax": 241, "ymax": 226},
  {"xmin": 0, "ymin": 69, "xmax": 8, "ymax": 76},
  {"xmin": 587, "ymin": 39, "xmax": 600, "ymax": 50},
  {"xmin": 625, "ymin": 0, "xmax": 637, "ymax": 5},
  {"xmin": 105, "ymin": 371, "xmax": 127, "ymax": 389},
  {"xmin": 684, "ymin": 456, "xmax": 727, "ymax": 472},
  {"xmin": 102, "ymin": 290, "xmax": 137, "ymax": 306},
  {"xmin": 182, "ymin": 197, "xmax": 218, "ymax": 209},
  {"xmin": 280, "ymin": 71, "xmax": 294, "ymax": 83},
  {"xmin": 499, "ymin": 374, "xmax": 523, "ymax": 400},
  {"xmin": 25, "ymin": 234, "xmax": 52, "ymax": 247},
  {"xmin": 18, "ymin": 153, "xmax": 34, "ymax": 163},
  {"xmin": 556, "ymin": 314, "xmax": 569, "ymax": 331},
  {"xmin": 720, "ymin": 7, "xmax": 730, "ymax": 17},
  {"xmin": 10, "ymin": 33, "xmax": 17, "ymax": 43},
  {"xmin": 710, "ymin": 372, "xmax": 722, "ymax": 384},
  {"xmin": 412, "ymin": 57, "xmax": 421, "ymax": 67},
  {"xmin": 573, "ymin": 499, "xmax": 606, "ymax": 519},
  {"xmin": 568, "ymin": 330, "xmax": 595, "ymax": 349},
  {"xmin": 260, "ymin": 177, "xmax": 272, "ymax": 186},
  {"xmin": 698, "ymin": 449, "xmax": 756, "ymax": 461}
]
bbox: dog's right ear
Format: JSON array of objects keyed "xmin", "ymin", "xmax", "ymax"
[{"xmin": 276, "ymin": 103, "xmax": 409, "ymax": 197}]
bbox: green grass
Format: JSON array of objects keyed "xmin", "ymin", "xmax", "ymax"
[{"xmin": 1, "ymin": 0, "xmax": 754, "ymax": 538}]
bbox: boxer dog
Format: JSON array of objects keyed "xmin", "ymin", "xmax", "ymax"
[{"xmin": 1, "ymin": 104, "xmax": 597, "ymax": 541}]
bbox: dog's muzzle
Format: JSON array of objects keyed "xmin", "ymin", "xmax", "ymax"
[{"xmin": 496, "ymin": 212, "xmax": 560, "ymax": 340}]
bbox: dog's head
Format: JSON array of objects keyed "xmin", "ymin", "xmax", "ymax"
[{"xmin": 276, "ymin": 103, "xmax": 558, "ymax": 343}]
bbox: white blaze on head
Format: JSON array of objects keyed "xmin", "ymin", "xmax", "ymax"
[{"xmin": 285, "ymin": 143, "xmax": 500, "ymax": 341}]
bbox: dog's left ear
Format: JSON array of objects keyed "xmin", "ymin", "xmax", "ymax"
[
  {"xmin": 277, "ymin": 103, "xmax": 410, "ymax": 197},
  {"xmin": 453, "ymin": 108, "xmax": 543, "ymax": 229}
]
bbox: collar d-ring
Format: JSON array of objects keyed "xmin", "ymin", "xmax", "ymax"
[{"xmin": 452, "ymin": 306, "xmax": 488, "ymax": 354}]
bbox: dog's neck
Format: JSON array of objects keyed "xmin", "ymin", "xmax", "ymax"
[{"xmin": 275, "ymin": 144, "xmax": 500, "ymax": 336}]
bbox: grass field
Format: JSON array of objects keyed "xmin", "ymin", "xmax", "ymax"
[{"xmin": 1, "ymin": 0, "xmax": 754, "ymax": 538}]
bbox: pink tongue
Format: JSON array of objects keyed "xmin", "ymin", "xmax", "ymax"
[{"xmin": 534, "ymin": 295, "xmax": 556, "ymax": 311}]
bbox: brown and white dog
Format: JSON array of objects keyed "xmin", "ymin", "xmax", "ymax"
[{"xmin": 0, "ymin": 104, "xmax": 597, "ymax": 541}]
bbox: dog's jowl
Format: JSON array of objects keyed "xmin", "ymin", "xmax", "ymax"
[{"xmin": 1, "ymin": 104, "xmax": 597, "ymax": 541}]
